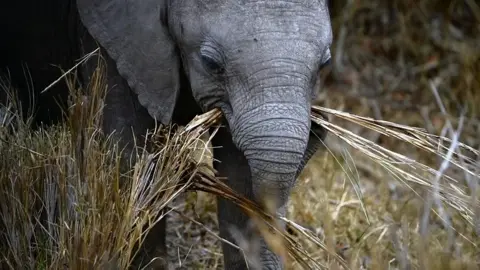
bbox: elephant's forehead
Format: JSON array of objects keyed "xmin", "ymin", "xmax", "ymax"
[
  {"xmin": 172, "ymin": 0, "xmax": 332, "ymax": 62},
  {"xmin": 196, "ymin": 0, "xmax": 328, "ymax": 12},
  {"xmin": 198, "ymin": 5, "xmax": 331, "ymax": 47},
  {"xmin": 224, "ymin": 39, "xmax": 326, "ymax": 74}
]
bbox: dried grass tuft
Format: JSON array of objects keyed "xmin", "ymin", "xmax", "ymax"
[{"xmin": 0, "ymin": 61, "xmax": 225, "ymax": 269}]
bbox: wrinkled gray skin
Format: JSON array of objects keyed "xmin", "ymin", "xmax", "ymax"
[
  {"xmin": 75, "ymin": 0, "xmax": 332, "ymax": 269},
  {"xmin": 1, "ymin": 0, "xmax": 331, "ymax": 269}
]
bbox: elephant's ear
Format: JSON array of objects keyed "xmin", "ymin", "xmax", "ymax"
[{"xmin": 76, "ymin": 0, "xmax": 179, "ymax": 125}]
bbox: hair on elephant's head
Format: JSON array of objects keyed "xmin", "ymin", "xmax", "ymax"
[{"xmin": 77, "ymin": 0, "xmax": 332, "ymax": 199}]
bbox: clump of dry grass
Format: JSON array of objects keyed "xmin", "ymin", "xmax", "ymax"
[{"xmin": 0, "ymin": 62, "xmax": 224, "ymax": 269}]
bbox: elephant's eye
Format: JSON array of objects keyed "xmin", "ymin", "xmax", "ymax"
[
  {"xmin": 313, "ymin": 57, "xmax": 331, "ymax": 83},
  {"xmin": 200, "ymin": 55, "xmax": 224, "ymax": 74},
  {"xmin": 319, "ymin": 58, "xmax": 331, "ymax": 71}
]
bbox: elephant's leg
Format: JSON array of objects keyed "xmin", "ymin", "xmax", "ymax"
[
  {"xmin": 78, "ymin": 29, "xmax": 167, "ymax": 270},
  {"xmin": 131, "ymin": 219, "xmax": 168, "ymax": 269}
]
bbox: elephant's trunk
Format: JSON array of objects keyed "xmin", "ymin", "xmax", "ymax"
[{"xmin": 231, "ymin": 83, "xmax": 312, "ymax": 207}]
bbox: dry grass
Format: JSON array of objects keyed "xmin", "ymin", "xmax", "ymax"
[
  {"xmin": 0, "ymin": 63, "xmax": 223, "ymax": 269},
  {"xmin": 1, "ymin": 1, "xmax": 480, "ymax": 269}
]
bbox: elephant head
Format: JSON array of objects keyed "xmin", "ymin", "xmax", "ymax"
[
  {"xmin": 76, "ymin": 0, "xmax": 331, "ymax": 267},
  {"xmin": 76, "ymin": 0, "xmax": 331, "ymax": 185}
]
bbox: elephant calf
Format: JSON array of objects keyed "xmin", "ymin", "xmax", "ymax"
[{"xmin": 1, "ymin": 0, "xmax": 332, "ymax": 269}]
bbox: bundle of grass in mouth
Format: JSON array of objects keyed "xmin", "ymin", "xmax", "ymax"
[{"xmin": 0, "ymin": 67, "xmax": 479, "ymax": 269}]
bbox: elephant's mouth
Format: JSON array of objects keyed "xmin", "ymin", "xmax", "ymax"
[{"xmin": 212, "ymin": 101, "xmax": 234, "ymax": 129}]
